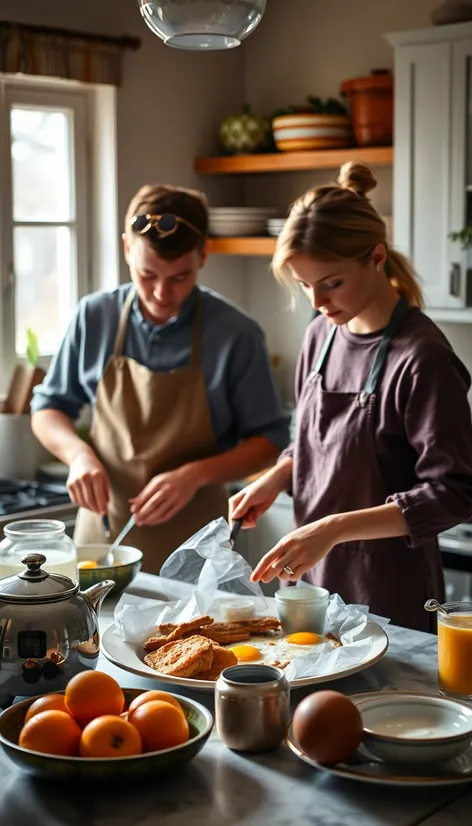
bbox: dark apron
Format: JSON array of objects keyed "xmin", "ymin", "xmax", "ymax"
[{"xmin": 292, "ymin": 298, "xmax": 444, "ymax": 631}]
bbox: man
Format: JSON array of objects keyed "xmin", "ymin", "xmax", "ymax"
[{"xmin": 31, "ymin": 183, "xmax": 289, "ymax": 572}]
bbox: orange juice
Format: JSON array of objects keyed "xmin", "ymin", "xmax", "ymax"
[{"xmin": 438, "ymin": 613, "xmax": 472, "ymax": 697}]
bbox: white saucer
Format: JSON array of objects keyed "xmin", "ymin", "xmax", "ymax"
[{"xmin": 286, "ymin": 693, "xmax": 472, "ymax": 787}]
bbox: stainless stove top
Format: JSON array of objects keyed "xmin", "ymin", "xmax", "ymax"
[{"xmin": 0, "ymin": 479, "xmax": 77, "ymax": 534}]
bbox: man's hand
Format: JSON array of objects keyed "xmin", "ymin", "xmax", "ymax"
[
  {"xmin": 130, "ymin": 465, "xmax": 201, "ymax": 526},
  {"xmin": 67, "ymin": 449, "xmax": 110, "ymax": 515}
]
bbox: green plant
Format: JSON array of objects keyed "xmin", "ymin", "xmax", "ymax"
[
  {"xmin": 25, "ymin": 329, "xmax": 39, "ymax": 367},
  {"xmin": 271, "ymin": 95, "xmax": 348, "ymax": 119},
  {"xmin": 449, "ymin": 225, "xmax": 472, "ymax": 250}
]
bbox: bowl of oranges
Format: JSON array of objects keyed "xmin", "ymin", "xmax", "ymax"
[
  {"xmin": 76, "ymin": 544, "xmax": 143, "ymax": 596},
  {"xmin": 0, "ymin": 671, "xmax": 213, "ymax": 781}
]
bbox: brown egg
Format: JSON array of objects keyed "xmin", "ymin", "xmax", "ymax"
[{"xmin": 292, "ymin": 690, "xmax": 363, "ymax": 764}]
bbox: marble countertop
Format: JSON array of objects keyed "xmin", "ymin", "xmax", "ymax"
[{"xmin": 1, "ymin": 582, "xmax": 472, "ymax": 826}]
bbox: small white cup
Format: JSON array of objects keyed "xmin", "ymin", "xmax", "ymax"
[{"xmin": 275, "ymin": 586, "xmax": 330, "ymax": 635}]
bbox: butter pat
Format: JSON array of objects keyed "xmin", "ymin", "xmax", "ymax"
[{"xmin": 220, "ymin": 599, "xmax": 256, "ymax": 622}]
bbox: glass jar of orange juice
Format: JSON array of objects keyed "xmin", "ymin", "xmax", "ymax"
[{"xmin": 437, "ymin": 602, "xmax": 472, "ymax": 701}]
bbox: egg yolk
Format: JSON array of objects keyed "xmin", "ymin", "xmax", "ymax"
[
  {"xmin": 285, "ymin": 632, "xmax": 322, "ymax": 645},
  {"xmin": 230, "ymin": 645, "xmax": 262, "ymax": 662},
  {"xmin": 77, "ymin": 560, "xmax": 98, "ymax": 569}
]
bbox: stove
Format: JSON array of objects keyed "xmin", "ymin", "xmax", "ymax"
[{"xmin": 0, "ymin": 479, "xmax": 77, "ymax": 536}]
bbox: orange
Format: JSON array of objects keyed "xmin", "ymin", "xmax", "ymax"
[
  {"xmin": 127, "ymin": 690, "xmax": 185, "ymax": 719},
  {"xmin": 129, "ymin": 700, "xmax": 189, "ymax": 752},
  {"xmin": 24, "ymin": 693, "xmax": 69, "ymax": 723},
  {"xmin": 79, "ymin": 715, "xmax": 142, "ymax": 758},
  {"xmin": 19, "ymin": 710, "xmax": 82, "ymax": 756},
  {"xmin": 65, "ymin": 671, "xmax": 125, "ymax": 726}
]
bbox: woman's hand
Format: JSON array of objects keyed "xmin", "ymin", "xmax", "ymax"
[
  {"xmin": 251, "ymin": 517, "xmax": 339, "ymax": 583},
  {"xmin": 229, "ymin": 472, "xmax": 285, "ymax": 529},
  {"xmin": 67, "ymin": 448, "xmax": 110, "ymax": 515},
  {"xmin": 130, "ymin": 465, "xmax": 200, "ymax": 526},
  {"xmin": 251, "ymin": 503, "xmax": 410, "ymax": 583}
]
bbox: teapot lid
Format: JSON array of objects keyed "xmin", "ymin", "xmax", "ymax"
[{"xmin": 0, "ymin": 553, "xmax": 79, "ymax": 602}]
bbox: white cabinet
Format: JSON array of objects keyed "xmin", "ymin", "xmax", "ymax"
[
  {"xmin": 386, "ymin": 23, "xmax": 472, "ymax": 316},
  {"xmin": 235, "ymin": 493, "xmax": 294, "ymax": 597}
]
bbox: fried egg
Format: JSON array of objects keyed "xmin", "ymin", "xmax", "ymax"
[
  {"xmin": 285, "ymin": 632, "xmax": 322, "ymax": 645},
  {"xmin": 229, "ymin": 645, "xmax": 262, "ymax": 662},
  {"xmin": 228, "ymin": 632, "xmax": 329, "ymax": 668}
]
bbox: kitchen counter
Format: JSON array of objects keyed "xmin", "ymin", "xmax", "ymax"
[{"xmin": 1, "ymin": 579, "xmax": 472, "ymax": 826}]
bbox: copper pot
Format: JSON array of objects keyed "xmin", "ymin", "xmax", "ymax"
[{"xmin": 340, "ymin": 71, "xmax": 393, "ymax": 147}]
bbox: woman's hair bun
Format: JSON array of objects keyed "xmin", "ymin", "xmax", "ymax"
[{"xmin": 337, "ymin": 161, "xmax": 377, "ymax": 198}]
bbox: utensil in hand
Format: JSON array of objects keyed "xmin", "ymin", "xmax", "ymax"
[
  {"xmin": 109, "ymin": 514, "xmax": 136, "ymax": 556},
  {"xmin": 98, "ymin": 547, "xmax": 115, "ymax": 566},
  {"xmin": 102, "ymin": 514, "xmax": 111, "ymax": 539},
  {"xmin": 229, "ymin": 518, "xmax": 243, "ymax": 548}
]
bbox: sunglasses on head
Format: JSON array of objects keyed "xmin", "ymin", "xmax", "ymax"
[{"xmin": 130, "ymin": 212, "xmax": 202, "ymax": 239}]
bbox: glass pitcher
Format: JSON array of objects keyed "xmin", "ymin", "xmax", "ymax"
[{"xmin": 0, "ymin": 520, "xmax": 78, "ymax": 581}]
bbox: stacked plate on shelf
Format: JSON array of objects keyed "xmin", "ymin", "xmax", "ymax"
[
  {"xmin": 267, "ymin": 217, "xmax": 287, "ymax": 237},
  {"xmin": 209, "ymin": 207, "xmax": 278, "ymax": 237}
]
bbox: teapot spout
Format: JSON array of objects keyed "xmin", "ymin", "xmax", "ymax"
[{"xmin": 83, "ymin": 579, "xmax": 115, "ymax": 615}]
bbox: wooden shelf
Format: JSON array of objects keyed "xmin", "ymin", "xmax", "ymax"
[
  {"xmin": 195, "ymin": 146, "xmax": 394, "ymax": 175},
  {"xmin": 207, "ymin": 237, "xmax": 277, "ymax": 256}
]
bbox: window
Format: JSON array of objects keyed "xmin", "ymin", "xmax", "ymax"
[{"xmin": 0, "ymin": 80, "xmax": 90, "ymax": 376}]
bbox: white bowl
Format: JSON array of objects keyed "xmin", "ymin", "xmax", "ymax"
[
  {"xmin": 358, "ymin": 692, "xmax": 472, "ymax": 765},
  {"xmin": 272, "ymin": 113, "xmax": 352, "ymax": 151}
]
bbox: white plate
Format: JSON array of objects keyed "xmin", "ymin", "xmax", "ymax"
[
  {"xmin": 100, "ymin": 620, "xmax": 388, "ymax": 694},
  {"xmin": 285, "ymin": 693, "xmax": 472, "ymax": 787}
]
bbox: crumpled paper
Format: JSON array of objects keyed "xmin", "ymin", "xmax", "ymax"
[
  {"xmin": 284, "ymin": 593, "xmax": 390, "ymax": 680},
  {"xmin": 114, "ymin": 517, "xmax": 268, "ymax": 644}
]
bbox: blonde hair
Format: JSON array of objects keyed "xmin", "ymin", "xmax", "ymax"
[{"xmin": 272, "ymin": 162, "xmax": 423, "ymax": 309}]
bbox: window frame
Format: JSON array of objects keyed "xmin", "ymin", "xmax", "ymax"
[{"xmin": 0, "ymin": 78, "xmax": 92, "ymax": 379}]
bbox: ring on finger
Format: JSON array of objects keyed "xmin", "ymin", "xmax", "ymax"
[{"xmin": 283, "ymin": 565, "xmax": 295, "ymax": 576}]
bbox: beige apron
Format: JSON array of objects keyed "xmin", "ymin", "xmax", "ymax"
[{"xmin": 74, "ymin": 289, "xmax": 228, "ymax": 573}]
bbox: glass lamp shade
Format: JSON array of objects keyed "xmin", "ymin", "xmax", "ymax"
[{"xmin": 138, "ymin": 0, "xmax": 267, "ymax": 50}]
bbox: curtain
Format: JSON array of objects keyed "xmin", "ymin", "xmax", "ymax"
[{"xmin": 0, "ymin": 21, "xmax": 141, "ymax": 86}]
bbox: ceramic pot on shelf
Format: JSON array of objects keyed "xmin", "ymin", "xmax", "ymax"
[{"xmin": 340, "ymin": 70, "xmax": 393, "ymax": 147}]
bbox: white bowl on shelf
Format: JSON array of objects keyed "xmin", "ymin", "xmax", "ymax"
[
  {"xmin": 267, "ymin": 218, "xmax": 286, "ymax": 237},
  {"xmin": 272, "ymin": 113, "xmax": 352, "ymax": 152},
  {"xmin": 209, "ymin": 207, "xmax": 278, "ymax": 236},
  {"xmin": 358, "ymin": 692, "xmax": 472, "ymax": 765}
]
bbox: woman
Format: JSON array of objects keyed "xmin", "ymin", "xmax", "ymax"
[
  {"xmin": 32, "ymin": 183, "xmax": 288, "ymax": 573},
  {"xmin": 230, "ymin": 162, "xmax": 472, "ymax": 631}
]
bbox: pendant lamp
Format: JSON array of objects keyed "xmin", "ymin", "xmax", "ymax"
[{"xmin": 138, "ymin": 0, "xmax": 267, "ymax": 50}]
